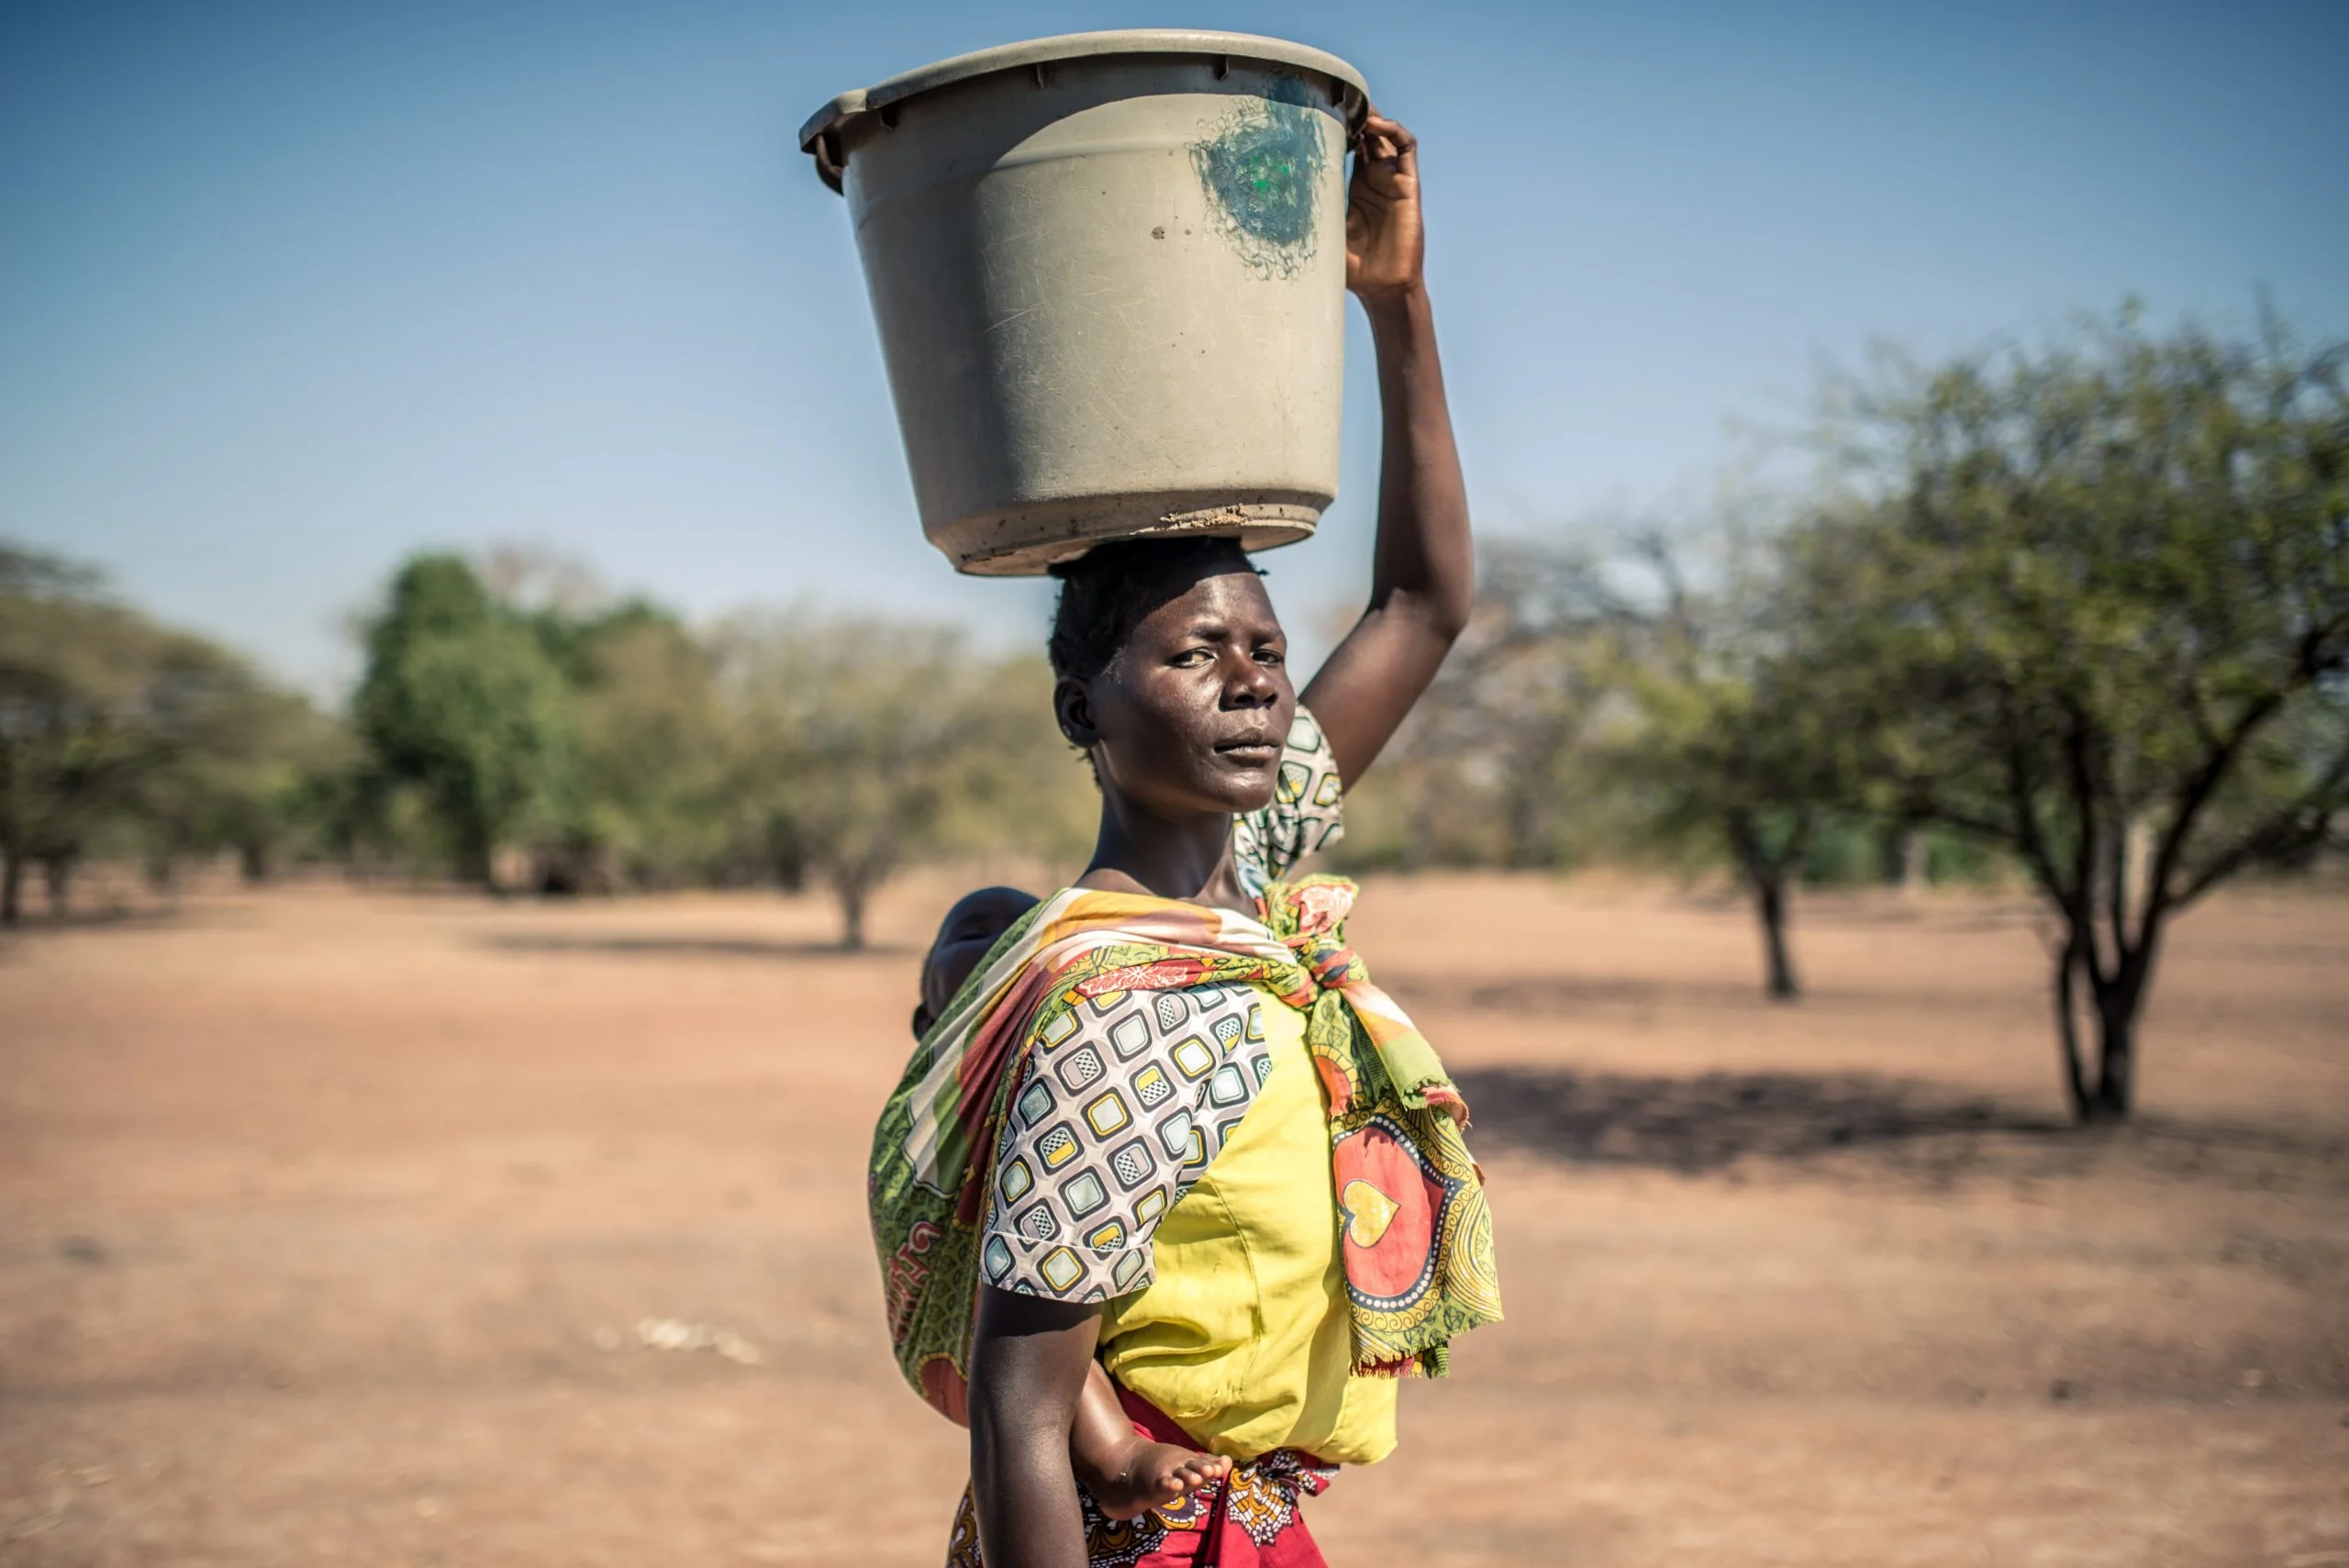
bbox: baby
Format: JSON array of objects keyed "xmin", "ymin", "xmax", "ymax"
[{"xmin": 914, "ymin": 888, "xmax": 1231, "ymax": 1520}]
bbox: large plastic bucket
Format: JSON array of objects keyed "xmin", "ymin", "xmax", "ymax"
[{"xmin": 801, "ymin": 31, "xmax": 1370, "ymax": 575}]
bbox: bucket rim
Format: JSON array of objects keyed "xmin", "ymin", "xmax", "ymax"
[{"xmin": 798, "ymin": 28, "xmax": 1370, "ymax": 187}]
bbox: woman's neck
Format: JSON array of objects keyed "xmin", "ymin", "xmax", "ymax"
[{"xmin": 1075, "ymin": 793, "xmax": 1251, "ymax": 914}]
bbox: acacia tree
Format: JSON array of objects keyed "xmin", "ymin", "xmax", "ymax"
[
  {"xmin": 1378, "ymin": 528, "xmax": 1851, "ymax": 997},
  {"xmin": 715, "ymin": 613, "xmax": 1086, "ymax": 949},
  {"xmin": 0, "ymin": 545, "xmax": 310, "ymax": 921},
  {"xmin": 1798, "ymin": 310, "xmax": 2349, "ymax": 1118},
  {"xmin": 1608, "ymin": 527, "xmax": 1857, "ymax": 1001},
  {"xmin": 137, "ymin": 676, "xmax": 343, "ymax": 887}
]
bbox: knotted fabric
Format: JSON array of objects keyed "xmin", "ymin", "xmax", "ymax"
[{"xmin": 868, "ymin": 874, "xmax": 1502, "ymax": 1426}]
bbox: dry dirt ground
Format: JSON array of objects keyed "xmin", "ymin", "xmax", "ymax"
[{"xmin": 2, "ymin": 874, "xmax": 2343, "ymax": 1567}]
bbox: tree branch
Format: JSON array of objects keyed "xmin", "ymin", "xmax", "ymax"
[
  {"xmin": 2142, "ymin": 684, "xmax": 2291, "ymax": 932},
  {"xmin": 1994, "ymin": 691, "xmax": 2073, "ymax": 911},
  {"xmin": 2173, "ymin": 742, "xmax": 2349, "ymax": 907}
]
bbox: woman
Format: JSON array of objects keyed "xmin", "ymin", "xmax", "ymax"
[{"xmin": 871, "ymin": 112, "xmax": 1496, "ymax": 1567}]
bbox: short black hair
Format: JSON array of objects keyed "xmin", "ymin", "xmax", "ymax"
[{"xmin": 1047, "ymin": 536, "xmax": 1261, "ymax": 682}]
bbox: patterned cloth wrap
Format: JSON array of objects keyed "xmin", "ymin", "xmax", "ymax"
[
  {"xmin": 867, "ymin": 873, "xmax": 1503, "ymax": 1428},
  {"xmin": 944, "ymin": 1386, "xmax": 1338, "ymax": 1568}
]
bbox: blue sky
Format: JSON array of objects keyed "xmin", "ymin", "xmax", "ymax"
[{"xmin": 4, "ymin": 0, "xmax": 2343, "ymax": 695}]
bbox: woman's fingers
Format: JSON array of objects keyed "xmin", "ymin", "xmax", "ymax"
[
  {"xmin": 1353, "ymin": 112, "xmax": 1419, "ymax": 201},
  {"xmin": 1357, "ymin": 111, "xmax": 1417, "ymax": 161}
]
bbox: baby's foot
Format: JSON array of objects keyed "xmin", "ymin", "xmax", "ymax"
[{"xmin": 1086, "ymin": 1438, "xmax": 1233, "ymax": 1522}]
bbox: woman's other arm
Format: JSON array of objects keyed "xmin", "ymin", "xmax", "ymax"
[
  {"xmin": 969, "ymin": 1286, "xmax": 1100, "ymax": 1568},
  {"xmin": 1300, "ymin": 112, "xmax": 1474, "ymax": 786}
]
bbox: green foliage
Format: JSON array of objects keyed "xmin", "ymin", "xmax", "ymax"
[
  {"xmin": 713, "ymin": 612, "xmax": 1091, "ymax": 946},
  {"xmin": 1593, "ymin": 525, "xmax": 1865, "ymax": 998},
  {"xmin": 0, "ymin": 541, "xmax": 338, "ymax": 920},
  {"xmin": 352, "ymin": 555, "xmax": 579, "ymax": 886},
  {"xmin": 1794, "ymin": 306, "xmax": 2349, "ymax": 1116},
  {"xmin": 565, "ymin": 611, "xmax": 731, "ymax": 889},
  {"xmin": 336, "ymin": 552, "xmax": 1092, "ymax": 925}
]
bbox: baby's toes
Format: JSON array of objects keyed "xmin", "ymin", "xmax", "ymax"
[
  {"xmin": 1134, "ymin": 1448, "xmax": 1196, "ymax": 1504},
  {"xmin": 1176, "ymin": 1456, "xmax": 1230, "ymax": 1490}
]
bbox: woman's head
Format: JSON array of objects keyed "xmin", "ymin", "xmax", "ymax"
[{"xmin": 1048, "ymin": 537, "xmax": 1295, "ymax": 817}]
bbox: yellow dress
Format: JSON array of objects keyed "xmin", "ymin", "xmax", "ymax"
[{"xmin": 1097, "ymin": 987, "xmax": 1398, "ymax": 1464}]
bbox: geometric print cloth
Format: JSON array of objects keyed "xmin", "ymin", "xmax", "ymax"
[
  {"xmin": 983, "ymin": 706, "xmax": 1341, "ymax": 1303},
  {"xmin": 981, "ymin": 980, "xmax": 1277, "ymax": 1302}
]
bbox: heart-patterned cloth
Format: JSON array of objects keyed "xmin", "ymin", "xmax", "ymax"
[{"xmin": 868, "ymin": 875, "xmax": 1503, "ymax": 1427}]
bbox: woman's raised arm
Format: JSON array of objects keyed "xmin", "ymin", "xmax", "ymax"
[{"xmin": 1299, "ymin": 112, "xmax": 1474, "ymax": 786}]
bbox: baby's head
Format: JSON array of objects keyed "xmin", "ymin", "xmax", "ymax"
[
  {"xmin": 1047, "ymin": 536, "xmax": 1296, "ymax": 818},
  {"xmin": 912, "ymin": 885, "xmax": 1041, "ymax": 1040}
]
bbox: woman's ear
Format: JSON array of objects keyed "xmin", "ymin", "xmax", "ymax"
[{"xmin": 1052, "ymin": 675, "xmax": 1099, "ymax": 750}]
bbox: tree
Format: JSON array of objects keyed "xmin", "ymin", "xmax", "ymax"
[
  {"xmin": 1606, "ymin": 526, "xmax": 1857, "ymax": 1000},
  {"xmin": 715, "ymin": 613, "xmax": 1086, "ymax": 949},
  {"xmin": 352, "ymin": 554, "xmax": 578, "ymax": 889},
  {"xmin": 566, "ymin": 608, "xmax": 732, "ymax": 890},
  {"xmin": 1798, "ymin": 308, "xmax": 2349, "ymax": 1119},
  {"xmin": 0, "ymin": 543, "xmax": 326, "ymax": 920},
  {"xmin": 137, "ymin": 674, "xmax": 346, "ymax": 888}
]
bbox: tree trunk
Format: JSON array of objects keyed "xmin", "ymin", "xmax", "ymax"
[
  {"xmin": 2090, "ymin": 999, "xmax": 2134, "ymax": 1119},
  {"xmin": 1, "ymin": 848, "xmax": 21, "ymax": 926},
  {"xmin": 41, "ymin": 854, "xmax": 71, "ymax": 919},
  {"xmin": 2051, "ymin": 940, "xmax": 2094, "ymax": 1121},
  {"xmin": 2054, "ymin": 923, "xmax": 2151, "ymax": 1124},
  {"xmin": 1896, "ymin": 829, "xmax": 1928, "ymax": 898},
  {"xmin": 2087, "ymin": 940, "xmax": 2156, "ymax": 1121},
  {"xmin": 839, "ymin": 879, "xmax": 867, "ymax": 951},
  {"xmin": 1755, "ymin": 875, "xmax": 1799, "ymax": 1001}
]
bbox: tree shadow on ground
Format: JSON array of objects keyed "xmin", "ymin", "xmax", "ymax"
[
  {"xmin": 1453, "ymin": 1066, "xmax": 2058, "ymax": 1173},
  {"xmin": 1452, "ymin": 1065, "xmax": 2348, "ymax": 1192},
  {"xmin": 473, "ymin": 932, "xmax": 908, "ymax": 961},
  {"xmin": 0, "ymin": 904, "xmax": 210, "ymax": 943},
  {"xmin": 1391, "ymin": 973, "xmax": 1796, "ymax": 1014}
]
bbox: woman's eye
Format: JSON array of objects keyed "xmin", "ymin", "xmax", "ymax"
[
  {"xmin": 1171, "ymin": 649, "xmax": 1212, "ymax": 668},
  {"xmin": 1256, "ymin": 647, "xmax": 1286, "ymax": 665}
]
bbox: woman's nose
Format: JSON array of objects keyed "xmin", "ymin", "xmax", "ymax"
[{"xmin": 1225, "ymin": 651, "xmax": 1277, "ymax": 705}]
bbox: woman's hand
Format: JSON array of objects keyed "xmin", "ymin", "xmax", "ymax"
[{"xmin": 1345, "ymin": 112, "xmax": 1424, "ymax": 303}]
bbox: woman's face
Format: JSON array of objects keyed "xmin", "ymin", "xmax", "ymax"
[{"xmin": 1059, "ymin": 563, "xmax": 1296, "ymax": 818}]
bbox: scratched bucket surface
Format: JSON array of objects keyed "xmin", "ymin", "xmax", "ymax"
[{"xmin": 801, "ymin": 31, "xmax": 1369, "ymax": 575}]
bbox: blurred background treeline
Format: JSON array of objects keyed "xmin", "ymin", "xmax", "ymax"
[{"xmin": 6, "ymin": 306, "xmax": 2344, "ymax": 1123}]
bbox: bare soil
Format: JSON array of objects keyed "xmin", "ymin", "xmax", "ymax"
[{"xmin": 2, "ymin": 874, "xmax": 2343, "ymax": 1566}]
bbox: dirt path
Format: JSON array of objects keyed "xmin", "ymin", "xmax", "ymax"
[{"xmin": 2, "ymin": 876, "xmax": 2343, "ymax": 1565}]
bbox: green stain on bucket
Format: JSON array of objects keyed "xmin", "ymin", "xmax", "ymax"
[{"xmin": 1192, "ymin": 76, "xmax": 1327, "ymax": 277}]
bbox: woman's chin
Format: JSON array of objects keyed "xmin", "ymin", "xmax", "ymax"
[
  {"xmin": 1119, "ymin": 759, "xmax": 1278, "ymax": 818},
  {"xmin": 1208, "ymin": 771, "xmax": 1280, "ymax": 816}
]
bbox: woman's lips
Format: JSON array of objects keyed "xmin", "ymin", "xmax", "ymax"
[{"xmin": 1215, "ymin": 740, "xmax": 1280, "ymax": 764}]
